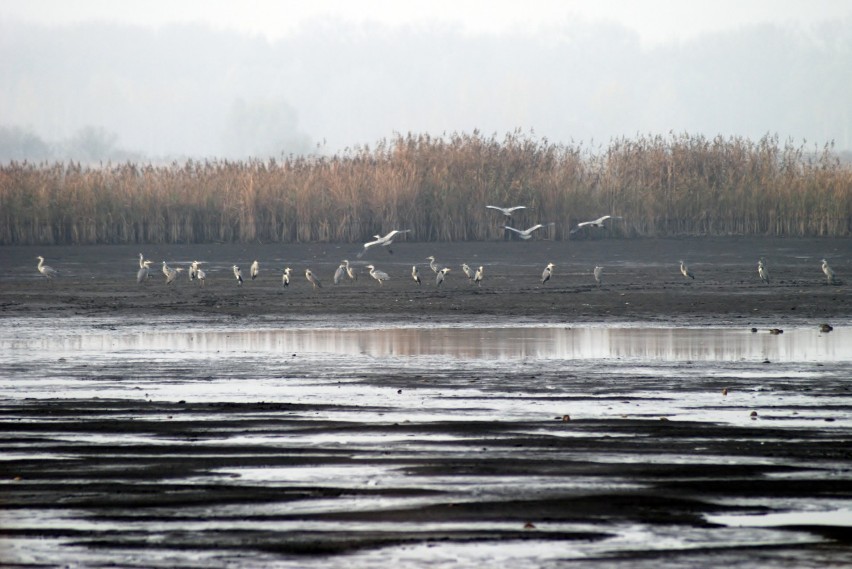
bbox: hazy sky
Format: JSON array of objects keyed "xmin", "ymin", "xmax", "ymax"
[{"xmin": 2, "ymin": 0, "xmax": 851, "ymax": 160}]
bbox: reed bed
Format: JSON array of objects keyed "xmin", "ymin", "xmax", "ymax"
[{"xmin": 0, "ymin": 132, "xmax": 849, "ymax": 245}]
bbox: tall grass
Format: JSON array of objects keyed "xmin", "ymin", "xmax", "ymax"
[{"xmin": 0, "ymin": 132, "xmax": 849, "ymax": 245}]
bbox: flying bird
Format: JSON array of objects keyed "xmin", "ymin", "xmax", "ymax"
[
  {"xmin": 137, "ymin": 260, "xmax": 152, "ymax": 284},
  {"xmin": 232, "ymin": 265, "xmax": 244, "ymax": 286},
  {"xmin": 821, "ymin": 259, "xmax": 835, "ymax": 284},
  {"xmin": 486, "ymin": 205, "xmax": 526, "ymax": 218},
  {"xmin": 305, "ymin": 268, "xmax": 322, "ymax": 289},
  {"xmin": 474, "ymin": 266, "xmax": 484, "ymax": 287},
  {"xmin": 593, "ymin": 265, "xmax": 603, "ymax": 287},
  {"xmin": 357, "ymin": 229, "xmax": 411, "ymax": 258},
  {"xmin": 436, "ymin": 267, "xmax": 451, "ymax": 287},
  {"xmin": 35, "ymin": 256, "xmax": 58, "ymax": 279},
  {"xmin": 503, "ymin": 223, "xmax": 553, "ymax": 240},
  {"xmin": 541, "ymin": 262, "xmax": 555, "ymax": 285},
  {"xmin": 282, "ymin": 267, "xmax": 293, "ymax": 287},
  {"xmin": 411, "ymin": 265, "xmax": 421, "ymax": 285},
  {"xmin": 367, "ymin": 264, "xmax": 390, "ymax": 285},
  {"xmin": 679, "ymin": 260, "xmax": 695, "ymax": 280},
  {"xmin": 569, "ymin": 215, "xmax": 622, "ymax": 235},
  {"xmin": 250, "ymin": 260, "xmax": 259, "ymax": 280},
  {"xmin": 758, "ymin": 258, "xmax": 769, "ymax": 284}
]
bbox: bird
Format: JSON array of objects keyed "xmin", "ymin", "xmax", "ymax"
[
  {"xmin": 593, "ymin": 265, "xmax": 603, "ymax": 287},
  {"xmin": 569, "ymin": 215, "xmax": 622, "ymax": 235},
  {"xmin": 196, "ymin": 266, "xmax": 206, "ymax": 286},
  {"xmin": 411, "ymin": 265, "xmax": 421, "ymax": 285},
  {"xmin": 503, "ymin": 223, "xmax": 553, "ymax": 240},
  {"xmin": 821, "ymin": 259, "xmax": 835, "ymax": 284},
  {"xmin": 164, "ymin": 265, "xmax": 184, "ymax": 285},
  {"xmin": 485, "ymin": 205, "xmax": 526, "ymax": 218},
  {"xmin": 333, "ymin": 263, "xmax": 346, "ymax": 285},
  {"xmin": 366, "ymin": 264, "xmax": 390, "ymax": 285},
  {"xmin": 137, "ymin": 260, "xmax": 152, "ymax": 284},
  {"xmin": 138, "ymin": 252, "xmax": 149, "ymax": 269},
  {"xmin": 427, "ymin": 256, "xmax": 442, "ymax": 274},
  {"xmin": 679, "ymin": 260, "xmax": 695, "ymax": 280},
  {"xmin": 343, "ymin": 259, "xmax": 358, "ymax": 281},
  {"xmin": 758, "ymin": 258, "xmax": 769, "ymax": 284},
  {"xmin": 282, "ymin": 267, "xmax": 292, "ymax": 287},
  {"xmin": 305, "ymin": 268, "xmax": 322, "ymax": 289},
  {"xmin": 232, "ymin": 265, "xmax": 244, "ymax": 286},
  {"xmin": 436, "ymin": 267, "xmax": 451, "ymax": 287},
  {"xmin": 189, "ymin": 260, "xmax": 203, "ymax": 281},
  {"xmin": 161, "ymin": 261, "xmax": 172, "ymax": 279},
  {"xmin": 250, "ymin": 260, "xmax": 259, "ymax": 280},
  {"xmin": 35, "ymin": 256, "xmax": 58, "ymax": 279},
  {"xmin": 541, "ymin": 262, "xmax": 555, "ymax": 285},
  {"xmin": 461, "ymin": 263, "xmax": 474, "ymax": 281},
  {"xmin": 474, "ymin": 266, "xmax": 484, "ymax": 287},
  {"xmin": 357, "ymin": 229, "xmax": 411, "ymax": 258}
]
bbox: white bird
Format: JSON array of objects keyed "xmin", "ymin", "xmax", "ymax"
[
  {"xmin": 680, "ymin": 260, "xmax": 695, "ymax": 280},
  {"xmin": 541, "ymin": 262, "xmax": 555, "ymax": 285},
  {"xmin": 232, "ymin": 265, "xmax": 244, "ymax": 286},
  {"xmin": 569, "ymin": 215, "xmax": 622, "ymax": 234},
  {"xmin": 138, "ymin": 253, "xmax": 148, "ymax": 269},
  {"xmin": 427, "ymin": 256, "xmax": 442, "ymax": 274},
  {"xmin": 282, "ymin": 267, "xmax": 293, "ymax": 287},
  {"xmin": 35, "ymin": 256, "xmax": 58, "ymax": 279},
  {"xmin": 250, "ymin": 260, "xmax": 259, "ymax": 280},
  {"xmin": 821, "ymin": 259, "xmax": 835, "ymax": 284},
  {"xmin": 461, "ymin": 263, "xmax": 474, "ymax": 281},
  {"xmin": 474, "ymin": 266, "xmax": 484, "ymax": 287},
  {"xmin": 503, "ymin": 223, "xmax": 553, "ymax": 240},
  {"xmin": 165, "ymin": 266, "xmax": 184, "ymax": 285},
  {"xmin": 486, "ymin": 205, "xmax": 526, "ymax": 218},
  {"xmin": 189, "ymin": 260, "xmax": 203, "ymax": 281},
  {"xmin": 333, "ymin": 263, "xmax": 346, "ymax": 285},
  {"xmin": 367, "ymin": 264, "xmax": 390, "ymax": 285},
  {"xmin": 305, "ymin": 268, "xmax": 322, "ymax": 289},
  {"xmin": 758, "ymin": 259, "xmax": 769, "ymax": 284},
  {"xmin": 343, "ymin": 259, "xmax": 358, "ymax": 281},
  {"xmin": 357, "ymin": 229, "xmax": 411, "ymax": 258},
  {"xmin": 137, "ymin": 260, "xmax": 152, "ymax": 284},
  {"xmin": 436, "ymin": 267, "xmax": 451, "ymax": 287},
  {"xmin": 594, "ymin": 265, "xmax": 603, "ymax": 287},
  {"xmin": 162, "ymin": 261, "xmax": 172, "ymax": 279},
  {"xmin": 412, "ymin": 265, "xmax": 421, "ymax": 285},
  {"xmin": 196, "ymin": 266, "xmax": 206, "ymax": 286}
]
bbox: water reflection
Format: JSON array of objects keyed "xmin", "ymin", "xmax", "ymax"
[{"xmin": 3, "ymin": 325, "xmax": 849, "ymax": 362}]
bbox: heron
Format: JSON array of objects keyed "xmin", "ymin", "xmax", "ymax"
[
  {"xmin": 366, "ymin": 264, "xmax": 390, "ymax": 285},
  {"xmin": 196, "ymin": 265, "xmax": 206, "ymax": 287},
  {"xmin": 334, "ymin": 263, "xmax": 346, "ymax": 285},
  {"xmin": 305, "ymin": 268, "xmax": 322, "ymax": 289},
  {"xmin": 35, "ymin": 256, "xmax": 58, "ymax": 279},
  {"xmin": 357, "ymin": 229, "xmax": 411, "ymax": 258},
  {"xmin": 821, "ymin": 259, "xmax": 835, "ymax": 284},
  {"xmin": 250, "ymin": 260, "xmax": 259, "ymax": 280},
  {"xmin": 758, "ymin": 258, "xmax": 769, "ymax": 284},
  {"xmin": 503, "ymin": 223, "xmax": 553, "ymax": 240},
  {"xmin": 427, "ymin": 256, "xmax": 442, "ymax": 274},
  {"xmin": 474, "ymin": 266, "xmax": 484, "ymax": 287},
  {"xmin": 461, "ymin": 263, "xmax": 474, "ymax": 281},
  {"xmin": 679, "ymin": 260, "xmax": 695, "ymax": 280},
  {"xmin": 137, "ymin": 260, "xmax": 152, "ymax": 284},
  {"xmin": 569, "ymin": 215, "xmax": 622, "ymax": 235},
  {"xmin": 165, "ymin": 265, "xmax": 184, "ymax": 285},
  {"xmin": 138, "ymin": 252, "xmax": 148, "ymax": 269},
  {"xmin": 162, "ymin": 261, "xmax": 173, "ymax": 279},
  {"xmin": 541, "ymin": 262, "xmax": 555, "ymax": 285},
  {"xmin": 232, "ymin": 265, "xmax": 244, "ymax": 286},
  {"xmin": 436, "ymin": 267, "xmax": 451, "ymax": 287},
  {"xmin": 189, "ymin": 260, "xmax": 203, "ymax": 281},
  {"xmin": 412, "ymin": 265, "xmax": 421, "ymax": 285},
  {"xmin": 594, "ymin": 265, "xmax": 603, "ymax": 287},
  {"xmin": 282, "ymin": 267, "xmax": 293, "ymax": 287},
  {"xmin": 485, "ymin": 205, "xmax": 526, "ymax": 218},
  {"xmin": 343, "ymin": 259, "xmax": 358, "ymax": 281}
]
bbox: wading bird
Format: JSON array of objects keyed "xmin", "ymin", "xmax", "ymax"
[
  {"xmin": 474, "ymin": 266, "xmax": 484, "ymax": 287},
  {"xmin": 138, "ymin": 252, "xmax": 148, "ymax": 269},
  {"xmin": 250, "ymin": 260, "xmax": 259, "ymax": 280},
  {"xmin": 137, "ymin": 260, "xmax": 152, "ymax": 284},
  {"xmin": 436, "ymin": 267, "xmax": 451, "ymax": 287},
  {"xmin": 165, "ymin": 265, "xmax": 184, "ymax": 285},
  {"xmin": 503, "ymin": 223, "xmax": 553, "ymax": 240},
  {"xmin": 196, "ymin": 265, "xmax": 206, "ymax": 286},
  {"xmin": 485, "ymin": 205, "xmax": 526, "ymax": 218},
  {"xmin": 189, "ymin": 260, "xmax": 204, "ymax": 281},
  {"xmin": 357, "ymin": 229, "xmax": 411, "ymax": 258},
  {"xmin": 758, "ymin": 258, "xmax": 769, "ymax": 284},
  {"xmin": 594, "ymin": 265, "xmax": 603, "ymax": 287},
  {"xmin": 569, "ymin": 215, "xmax": 622, "ymax": 235},
  {"xmin": 821, "ymin": 259, "xmax": 835, "ymax": 284},
  {"xmin": 334, "ymin": 263, "xmax": 346, "ymax": 285},
  {"xmin": 461, "ymin": 263, "xmax": 474, "ymax": 281},
  {"xmin": 161, "ymin": 261, "xmax": 172, "ymax": 279},
  {"xmin": 305, "ymin": 268, "xmax": 322, "ymax": 289},
  {"xmin": 680, "ymin": 260, "xmax": 695, "ymax": 280},
  {"xmin": 541, "ymin": 262, "xmax": 555, "ymax": 285},
  {"xmin": 232, "ymin": 265, "xmax": 244, "ymax": 286},
  {"xmin": 36, "ymin": 256, "xmax": 58, "ymax": 279},
  {"xmin": 343, "ymin": 259, "xmax": 358, "ymax": 281},
  {"xmin": 282, "ymin": 267, "xmax": 292, "ymax": 287},
  {"xmin": 412, "ymin": 265, "xmax": 421, "ymax": 285},
  {"xmin": 367, "ymin": 264, "xmax": 390, "ymax": 286},
  {"xmin": 427, "ymin": 256, "xmax": 442, "ymax": 274}
]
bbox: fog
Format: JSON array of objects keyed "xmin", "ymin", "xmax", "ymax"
[{"xmin": 1, "ymin": 16, "xmax": 850, "ymax": 162}]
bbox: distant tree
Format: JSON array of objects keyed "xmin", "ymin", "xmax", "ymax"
[
  {"xmin": 0, "ymin": 126, "xmax": 52, "ymax": 162},
  {"xmin": 221, "ymin": 97, "xmax": 312, "ymax": 159}
]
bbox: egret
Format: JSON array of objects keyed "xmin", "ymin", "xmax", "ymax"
[
  {"xmin": 758, "ymin": 258, "xmax": 769, "ymax": 284},
  {"xmin": 436, "ymin": 267, "xmax": 451, "ymax": 287},
  {"xmin": 427, "ymin": 256, "xmax": 442, "ymax": 274},
  {"xmin": 334, "ymin": 263, "xmax": 346, "ymax": 285},
  {"xmin": 474, "ymin": 266, "xmax": 484, "ymax": 287},
  {"xmin": 282, "ymin": 267, "xmax": 293, "ymax": 287},
  {"xmin": 232, "ymin": 265, "xmax": 244, "ymax": 286},
  {"xmin": 821, "ymin": 259, "xmax": 835, "ymax": 284},
  {"xmin": 137, "ymin": 260, "xmax": 152, "ymax": 284},
  {"xmin": 35, "ymin": 256, "xmax": 58, "ymax": 279},
  {"xmin": 485, "ymin": 205, "xmax": 526, "ymax": 218},
  {"xmin": 461, "ymin": 263, "xmax": 474, "ymax": 281},
  {"xmin": 250, "ymin": 260, "xmax": 259, "ymax": 280},
  {"xmin": 679, "ymin": 260, "xmax": 695, "ymax": 280},
  {"xmin": 412, "ymin": 265, "xmax": 421, "ymax": 285},
  {"xmin": 569, "ymin": 215, "xmax": 622, "ymax": 235},
  {"xmin": 594, "ymin": 265, "xmax": 603, "ymax": 287},
  {"xmin": 305, "ymin": 268, "xmax": 322, "ymax": 289},
  {"xmin": 357, "ymin": 229, "xmax": 411, "ymax": 258},
  {"xmin": 503, "ymin": 223, "xmax": 553, "ymax": 240},
  {"xmin": 541, "ymin": 262, "xmax": 555, "ymax": 285},
  {"xmin": 343, "ymin": 259, "xmax": 358, "ymax": 281},
  {"xmin": 366, "ymin": 264, "xmax": 390, "ymax": 285}
]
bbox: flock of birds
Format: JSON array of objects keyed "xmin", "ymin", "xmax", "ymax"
[{"xmin": 34, "ymin": 205, "xmax": 842, "ymax": 289}]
